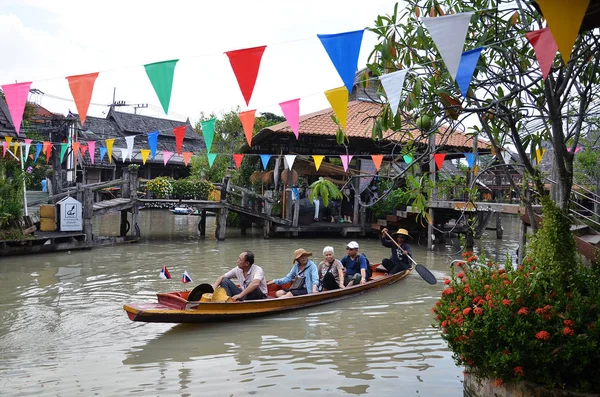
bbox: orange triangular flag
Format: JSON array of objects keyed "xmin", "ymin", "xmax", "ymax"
[
  {"xmin": 239, "ymin": 110, "xmax": 256, "ymax": 146},
  {"xmin": 434, "ymin": 153, "xmax": 446, "ymax": 170},
  {"xmin": 80, "ymin": 145, "xmax": 88, "ymax": 158},
  {"xmin": 182, "ymin": 152, "xmax": 193, "ymax": 166},
  {"xmin": 72, "ymin": 142, "xmax": 81, "ymax": 165},
  {"xmin": 233, "ymin": 154, "xmax": 244, "ymax": 169},
  {"xmin": 313, "ymin": 155, "xmax": 324, "ymax": 171},
  {"xmin": 66, "ymin": 72, "xmax": 99, "ymax": 126},
  {"xmin": 371, "ymin": 154, "xmax": 384, "ymax": 171},
  {"xmin": 43, "ymin": 141, "xmax": 52, "ymax": 164}
]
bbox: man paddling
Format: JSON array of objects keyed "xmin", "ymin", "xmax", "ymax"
[
  {"xmin": 213, "ymin": 251, "xmax": 268, "ymax": 301},
  {"xmin": 380, "ymin": 228, "xmax": 413, "ymax": 274}
]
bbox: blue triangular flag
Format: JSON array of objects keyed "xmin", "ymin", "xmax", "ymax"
[
  {"xmin": 99, "ymin": 146, "xmax": 107, "ymax": 161},
  {"xmin": 34, "ymin": 143, "xmax": 42, "ymax": 163},
  {"xmin": 456, "ymin": 47, "xmax": 484, "ymax": 98},
  {"xmin": 465, "ymin": 153, "xmax": 476, "ymax": 168},
  {"xmin": 317, "ymin": 29, "xmax": 365, "ymax": 94},
  {"xmin": 260, "ymin": 154, "xmax": 272, "ymax": 170},
  {"xmin": 148, "ymin": 131, "xmax": 159, "ymax": 160}
]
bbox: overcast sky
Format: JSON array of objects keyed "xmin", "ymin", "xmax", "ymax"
[{"xmin": 0, "ymin": 0, "xmax": 403, "ymax": 124}]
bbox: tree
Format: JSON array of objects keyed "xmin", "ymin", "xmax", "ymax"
[{"xmin": 367, "ymin": 0, "xmax": 600, "ymax": 240}]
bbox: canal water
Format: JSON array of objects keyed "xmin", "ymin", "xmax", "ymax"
[{"xmin": 0, "ymin": 210, "xmax": 520, "ymax": 396}]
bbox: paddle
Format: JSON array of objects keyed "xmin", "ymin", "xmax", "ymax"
[{"xmin": 383, "ymin": 230, "xmax": 437, "ymax": 285}]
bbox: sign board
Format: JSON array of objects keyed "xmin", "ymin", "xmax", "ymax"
[{"xmin": 57, "ymin": 197, "xmax": 83, "ymax": 231}]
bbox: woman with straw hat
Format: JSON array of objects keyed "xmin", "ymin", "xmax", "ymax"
[
  {"xmin": 381, "ymin": 228, "xmax": 413, "ymax": 274},
  {"xmin": 268, "ymin": 248, "xmax": 319, "ymax": 298}
]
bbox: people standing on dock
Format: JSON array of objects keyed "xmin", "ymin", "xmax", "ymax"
[
  {"xmin": 340, "ymin": 241, "xmax": 368, "ymax": 286},
  {"xmin": 268, "ymin": 248, "xmax": 319, "ymax": 297},
  {"xmin": 212, "ymin": 251, "xmax": 268, "ymax": 301},
  {"xmin": 318, "ymin": 246, "xmax": 345, "ymax": 291},
  {"xmin": 380, "ymin": 228, "xmax": 413, "ymax": 274}
]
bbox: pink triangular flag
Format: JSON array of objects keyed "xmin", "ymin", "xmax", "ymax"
[
  {"xmin": 434, "ymin": 153, "xmax": 446, "ymax": 170},
  {"xmin": 2, "ymin": 141, "xmax": 7, "ymax": 157},
  {"xmin": 525, "ymin": 28, "xmax": 558, "ymax": 80},
  {"xmin": 233, "ymin": 154, "xmax": 244, "ymax": 169},
  {"xmin": 239, "ymin": 110, "xmax": 256, "ymax": 146},
  {"xmin": 340, "ymin": 155, "xmax": 353, "ymax": 172},
  {"xmin": 371, "ymin": 154, "xmax": 384, "ymax": 171},
  {"xmin": 88, "ymin": 141, "xmax": 96, "ymax": 165},
  {"xmin": 1, "ymin": 82, "xmax": 32, "ymax": 135},
  {"xmin": 279, "ymin": 98, "xmax": 300, "ymax": 140},
  {"xmin": 163, "ymin": 151, "xmax": 173, "ymax": 166}
]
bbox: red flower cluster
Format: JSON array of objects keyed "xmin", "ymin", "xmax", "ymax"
[
  {"xmin": 467, "ymin": 255, "xmax": 477, "ymax": 263},
  {"xmin": 444, "ymin": 278, "xmax": 451, "ymax": 285},
  {"xmin": 463, "ymin": 307, "xmax": 472, "ymax": 316},
  {"xmin": 473, "ymin": 307, "xmax": 484, "ymax": 315},
  {"xmin": 563, "ymin": 319, "xmax": 574, "ymax": 327},
  {"xmin": 562, "ymin": 327, "xmax": 575, "ymax": 336},
  {"xmin": 442, "ymin": 287, "xmax": 455, "ymax": 296},
  {"xmin": 502, "ymin": 299, "xmax": 511, "ymax": 306},
  {"xmin": 535, "ymin": 330, "xmax": 551, "ymax": 341},
  {"xmin": 517, "ymin": 307, "xmax": 529, "ymax": 316},
  {"xmin": 514, "ymin": 366, "xmax": 524, "ymax": 377}
]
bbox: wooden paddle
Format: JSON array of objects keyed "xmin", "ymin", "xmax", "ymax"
[{"xmin": 383, "ymin": 230, "xmax": 437, "ymax": 285}]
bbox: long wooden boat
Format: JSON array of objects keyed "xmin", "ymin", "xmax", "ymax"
[{"xmin": 123, "ymin": 265, "xmax": 411, "ymax": 324}]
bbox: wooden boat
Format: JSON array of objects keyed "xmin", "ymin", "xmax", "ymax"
[
  {"xmin": 171, "ymin": 207, "xmax": 194, "ymax": 215},
  {"xmin": 123, "ymin": 265, "xmax": 411, "ymax": 324}
]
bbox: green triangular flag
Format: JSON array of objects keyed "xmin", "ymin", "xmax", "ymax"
[
  {"xmin": 200, "ymin": 118, "xmax": 216, "ymax": 153},
  {"xmin": 207, "ymin": 153, "xmax": 217, "ymax": 168},
  {"xmin": 60, "ymin": 143, "xmax": 69, "ymax": 164},
  {"xmin": 403, "ymin": 154, "xmax": 413, "ymax": 164},
  {"xmin": 144, "ymin": 59, "xmax": 178, "ymax": 114}
]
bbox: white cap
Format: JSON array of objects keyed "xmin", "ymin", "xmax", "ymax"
[{"xmin": 346, "ymin": 241, "xmax": 359, "ymax": 249}]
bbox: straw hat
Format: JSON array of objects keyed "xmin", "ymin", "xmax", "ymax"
[
  {"xmin": 392, "ymin": 228, "xmax": 411, "ymax": 238},
  {"xmin": 293, "ymin": 248, "xmax": 312, "ymax": 263}
]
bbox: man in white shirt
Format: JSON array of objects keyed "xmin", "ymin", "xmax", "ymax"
[{"xmin": 212, "ymin": 251, "xmax": 268, "ymax": 301}]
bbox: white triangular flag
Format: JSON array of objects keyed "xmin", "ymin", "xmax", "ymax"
[
  {"xmin": 284, "ymin": 155, "xmax": 296, "ymax": 170},
  {"xmin": 120, "ymin": 148, "xmax": 129, "ymax": 163},
  {"xmin": 422, "ymin": 12, "xmax": 474, "ymax": 80},
  {"xmin": 125, "ymin": 135, "xmax": 135, "ymax": 161},
  {"xmin": 379, "ymin": 69, "xmax": 408, "ymax": 116}
]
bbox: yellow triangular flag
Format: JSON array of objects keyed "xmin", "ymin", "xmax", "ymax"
[
  {"xmin": 536, "ymin": 148, "xmax": 546, "ymax": 163},
  {"xmin": 536, "ymin": 0, "xmax": 589, "ymax": 64},
  {"xmin": 313, "ymin": 155, "xmax": 324, "ymax": 171},
  {"xmin": 324, "ymin": 86, "xmax": 348, "ymax": 130},
  {"xmin": 12, "ymin": 141, "xmax": 19, "ymax": 154},
  {"xmin": 140, "ymin": 149, "xmax": 150, "ymax": 165},
  {"xmin": 5, "ymin": 137, "xmax": 13, "ymax": 146},
  {"xmin": 105, "ymin": 138, "xmax": 115, "ymax": 164}
]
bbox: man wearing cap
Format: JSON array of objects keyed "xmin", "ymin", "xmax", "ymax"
[
  {"xmin": 213, "ymin": 251, "xmax": 268, "ymax": 302},
  {"xmin": 381, "ymin": 228, "xmax": 413, "ymax": 274},
  {"xmin": 340, "ymin": 241, "xmax": 368, "ymax": 286},
  {"xmin": 268, "ymin": 248, "xmax": 319, "ymax": 298}
]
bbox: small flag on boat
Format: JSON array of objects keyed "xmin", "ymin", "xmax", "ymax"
[
  {"xmin": 159, "ymin": 266, "xmax": 172, "ymax": 280},
  {"xmin": 181, "ymin": 271, "xmax": 193, "ymax": 283}
]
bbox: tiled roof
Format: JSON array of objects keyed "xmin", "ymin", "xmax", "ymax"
[
  {"xmin": 262, "ymin": 100, "xmax": 489, "ymax": 150},
  {"xmin": 108, "ymin": 109, "xmax": 199, "ymax": 140},
  {"xmin": 0, "ymin": 96, "xmax": 17, "ymax": 138}
]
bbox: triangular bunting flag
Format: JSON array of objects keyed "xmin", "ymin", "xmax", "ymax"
[
  {"xmin": 456, "ymin": 47, "xmax": 484, "ymax": 97},
  {"xmin": 324, "ymin": 86, "xmax": 349, "ymax": 130},
  {"xmin": 173, "ymin": 126, "xmax": 186, "ymax": 156},
  {"xmin": 148, "ymin": 131, "xmax": 159, "ymax": 160},
  {"xmin": 317, "ymin": 30, "xmax": 365, "ymax": 93},
  {"xmin": 313, "ymin": 155, "xmax": 324, "ymax": 171},
  {"xmin": 1, "ymin": 82, "xmax": 32, "ymax": 135},
  {"xmin": 403, "ymin": 154, "xmax": 413, "ymax": 164},
  {"xmin": 465, "ymin": 152, "xmax": 476, "ymax": 168},
  {"xmin": 379, "ymin": 69, "xmax": 408, "ymax": 116},
  {"xmin": 207, "ymin": 153, "xmax": 217, "ymax": 168},
  {"xmin": 12, "ymin": 142, "xmax": 19, "ymax": 156},
  {"xmin": 66, "ymin": 72, "xmax": 99, "ymax": 126},
  {"xmin": 144, "ymin": 59, "xmax": 178, "ymax": 114},
  {"xmin": 163, "ymin": 151, "xmax": 173, "ymax": 166},
  {"xmin": 125, "ymin": 136, "xmax": 135, "ymax": 161},
  {"xmin": 200, "ymin": 119, "xmax": 216, "ymax": 153},
  {"xmin": 43, "ymin": 141, "xmax": 52, "ymax": 163},
  {"xmin": 225, "ymin": 46, "xmax": 267, "ymax": 106},
  {"xmin": 371, "ymin": 154, "xmax": 384, "ymax": 171},
  {"xmin": 59, "ymin": 143, "xmax": 68, "ymax": 164},
  {"xmin": 279, "ymin": 99, "xmax": 300, "ymax": 139},
  {"xmin": 233, "ymin": 154, "xmax": 244, "ymax": 169},
  {"xmin": 535, "ymin": 148, "xmax": 546, "ymax": 163},
  {"xmin": 80, "ymin": 145, "xmax": 88, "ymax": 159},
  {"xmin": 182, "ymin": 152, "xmax": 193, "ymax": 166},
  {"xmin": 2, "ymin": 141, "xmax": 7, "ymax": 157},
  {"xmin": 159, "ymin": 266, "xmax": 172, "ymax": 280},
  {"xmin": 340, "ymin": 155, "xmax": 353, "ymax": 172},
  {"xmin": 140, "ymin": 149, "xmax": 150, "ymax": 165},
  {"xmin": 120, "ymin": 148, "xmax": 130, "ymax": 163},
  {"xmin": 5, "ymin": 137, "xmax": 12, "ymax": 146},
  {"xmin": 181, "ymin": 271, "xmax": 193, "ymax": 283},
  {"xmin": 24, "ymin": 139, "xmax": 32, "ymax": 160},
  {"xmin": 99, "ymin": 146, "xmax": 107, "ymax": 162},
  {"xmin": 72, "ymin": 141, "xmax": 81, "ymax": 165},
  {"xmin": 34, "ymin": 143, "xmax": 42, "ymax": 163},
  {"xmin": 260, "ymin": 154, "xmax": 272, "ymax": 170},
  {"xmin": 88, "ymin": 141, "xmax": 95, "ymax": 165},
  {"xmin": 535, "ymin": 0, "xmax": 589, "ymax": 64},
  {"xmin": 105, "ymin": 138, "xmax": 114, "ymax": 164},
  {"xmin": 239, "ymin": 110, "xmax": 256, "ymax": 146},
  {"xmin": 284, "ymin": 155, "xmax": 296, "ymax": 170},
  {"xmin": 434, "ymin": 153, "xmax": 446, "ymax": 170},
  {"xmin": 525, "ymin": 28, "xmax": 559, "ymax": 80},
  {"xmin": 422, "ymin": 13, "xmax": 474, "ymax": 80}
]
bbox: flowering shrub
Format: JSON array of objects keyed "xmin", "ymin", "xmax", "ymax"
[
  {"xmin": 433, "ymin": 198, "xmax": 600, "ymax": 392},
  {"xmin": 171, "ymin": 178, "xmax": 214, "ymax": 200},
  {"xmin": 145, "ymin": 177, "xmax": 173, "ymax": 198}
]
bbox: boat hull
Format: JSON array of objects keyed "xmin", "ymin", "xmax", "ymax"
[{"xmin": 124, "ymin": 268, "xmax": 410, "ymax": 324}]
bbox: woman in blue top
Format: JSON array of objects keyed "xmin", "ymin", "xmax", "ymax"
[{"xmin": 268, "ymin": 248, "xmax": 319, "ymax": 298}]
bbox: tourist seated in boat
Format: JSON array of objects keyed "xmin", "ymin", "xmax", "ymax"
[
  {"xmin": 212, "ymin": 251, "xmax": 268, "ymax": 301},
  {"xmin": 340, "ymin": 241, "xmax": 368, "ymax": 286},
  {"xmin": 317, "ymin": 246, "xmax": 345, "ymax": 291},
  {"xmin": 268, "ymin": 248, "xmax": 319, "ymax": 298},
  {"xmin": 380, "ymin": 228, "xmax": 413, "ymax": 274}
]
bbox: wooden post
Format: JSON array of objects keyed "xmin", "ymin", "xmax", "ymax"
[
  {"xmin": 496, "ymin": 213, "xmax": 503, "ymax": 239},
  {"xmin": 352, "ymin": 177, "xmax": 359, "ymax": 224},
  {"xmin": 263, "ymin": 190, "xmax": 272, "ymax": 239},
  {"xmin": 121, "ymin": 168, "xmax": 130, "ymax": 198},
  {"xmin": 129, "ymin": 168, "xmax": 139, "ymax": 237},
  {"xmin": 292, "ymin": 200, "xmax": 300, "ymax": 237},
  {"xmin": 83, "ymin": 186, "xmax": 93, "ymax": 243},
  {"xmin": 199, "ymin": 210, "xmax": 207, "ymax": 236},
  {"xmin": 76, "ymin": 183, "xmax": 83, "ymax": 203},
  {"xmin": 215, "ymin": 207, "xmax": 228, "ymax": 240},
  {"xmin": 359, "ymin": 206, "xmax": 366, "ymax": 236}
]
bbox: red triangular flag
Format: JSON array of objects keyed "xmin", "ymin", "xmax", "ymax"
[
  {"xmin": 239, "ymin": 110, "xmax": 256, "ymax": 146},
  {"xmin": 80, "ymin": 145, "xmax": 88, "ymax": 159},
  {"xmin": 525, "ymin": 28, "xmax": 558, "ymax": 80},
  {"xmin": 434, "ymin": 153, "xmax": 446, "ymax": 170},
  {"xmin": 233, "ymin": 154, "xmax": 244, "ymax": 169},
  {"xmin": 371, "ymin": 154, "xmax": 384, "ymax": 171},
  {"xmin": 225, "ymin": 46, "xmax": 267, "ymax": 106},
  {"xmin": 66, "ymin": 72, "xmax": 99, "ymax": 126},
  {"xmin": 173, "ymin": 125, "xmax": 186, "ymax": 156},
  {"xmin": 43, "ymin": 141, "xmax": 52, "ymax": 164},
  {"xmin": 72, "ymin": 141, "xmax": 81, "ymax": 165}
]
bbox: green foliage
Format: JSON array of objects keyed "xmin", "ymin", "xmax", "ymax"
[
  {"xmin": 0, "ymin": 158, "xmax": 24, "ymax": 230},
  {"xmin": 308, "ymin": 177, "xmax": 342, "ymax": 207},
  {"xmin": 24, "ymin": 164, "xmax": 49, "ymax": 190},
  {"xmin": 371, "ymin": 185, "xmax": 417, "ymax": 218},
  {"xmin": 171, "ymin": 178, "xmax": 214, "ymax": 200},
  {"xmin": 437, "ymin": 174, "xmax": 467, "ymax": 200},
  {"xmin": 145, "ymin": 177, "xmax": 173, "ymax": 198},
  {"xmin": 189, "ymin": 154, "xmax": 230, "ymax": 183},
  {"xmin": 574, "ymin": 147, "xmax": 600, "ymax": 189}
]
